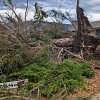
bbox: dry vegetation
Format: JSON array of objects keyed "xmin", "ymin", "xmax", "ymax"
[{"xmin": 0, "ymin": 0, "xmax": 100, "ymax": 100}]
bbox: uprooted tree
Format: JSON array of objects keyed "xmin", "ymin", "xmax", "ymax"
[
  {"xmin": 76, "ymin": 0, "xmax": 93, "ymax": 41},
  {"xmin": 52, "ymin": 0, "xmax": 100, "ymax": 64},
  {"xmin": 75, "ymin": 0, "xmax": 100, "ymax": 59}
]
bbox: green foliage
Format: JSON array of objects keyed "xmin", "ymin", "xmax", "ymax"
[
  {"xmin": 0, "ymin": 38, "xmax": 95, "ymax": 97},
  {"xmin": 25, "ymin": 82, "xmax": 34, "ymax": 91},
  {"xmin": 32, "ymin": 45, "xmax": 52, "ymax": 66},
  {"xmin": 0, "ymin": 75, "xmax": 6, "ymax": 83},
  {"xmin": 0, "ymin": 53, "xmax": 24, "ymax": 74},
  {"xmin": 7, "ymin": 0, "xmax": 12, "ymax": 4},
  {"xmin": 41, "ymin": 77, "xmax": 63, "ymax": 97},
  {"xmin": 9, "ymin": 59, "xmax": 94, "ymax": 97},
  {"xmin": 64, "ymin": 79, "xmax": 79, "ymax": 93},
  {"xmin": 0, "ymin": 42, "xmax": 35, "ymax": 75},
  {"xmin": 42, "ymin": 33, "xmax": 51, "ymax": 44},
  {"xmin": 82, "ymin": 68, "xmax": 95, "ymax": 78},
  {"xmin": 80, "ymin": 61, "xmax": 95, "ymax": 78}
]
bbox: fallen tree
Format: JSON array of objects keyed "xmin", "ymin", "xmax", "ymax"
[
  {"xmin": 53, "ymin": 38, "xmax": 73, "ymax": 47},
  {"xmin": 52, "ymin": 0, "xmax": 100, "ymax": 61}
]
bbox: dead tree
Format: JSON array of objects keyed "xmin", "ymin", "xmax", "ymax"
[
  {"xmin": 76, "ymin": 0, "xmax": 93, "ymax": 45},
  {"xmin": 76, "ymin": 0, "xmax": 93, "ymax": 59}
]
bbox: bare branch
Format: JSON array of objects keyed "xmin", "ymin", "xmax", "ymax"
[
  {"xmin": 49, "ymin": 9, "xmax": 77, "ymax": 30},
  {"xmin": 0, "ymin": 15, "xmax": 15, "ymax": 33},
  {"xmin": 0, "ymin": 0, "xmax": 22, "ymax": 22},
  {"xmin": 25, "ymin": 0, "xmax": 29, "ymax": 23}
]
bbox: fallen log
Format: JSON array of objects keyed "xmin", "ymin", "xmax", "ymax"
[{"xmin": 52, "ymin": 38, "xmax": 73, "ymax": 47}]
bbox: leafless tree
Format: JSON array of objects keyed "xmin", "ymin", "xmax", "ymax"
[{"xmin": 0, "ymin": 0, "xmax": 30, "ymax": 43}]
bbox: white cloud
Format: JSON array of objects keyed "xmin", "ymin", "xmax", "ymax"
[
  {"xmin": 0, "ymin": 0, "xmax": 100, "ymax": 22},
  {"xmin": 88, "ymin": 13, "xmax": 100, "ymax": 21},
  {"xmin": 88, "ymin": 0, "xmax": 100, "ymax": 4},
  {"xmin": 0, "ymin": 8, "xmax": 34, "ymax": 21}
]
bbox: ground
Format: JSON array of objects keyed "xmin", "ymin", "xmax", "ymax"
[{"xmin": 67, "ymin": 69, "xmax": 100, "ymax": 100}]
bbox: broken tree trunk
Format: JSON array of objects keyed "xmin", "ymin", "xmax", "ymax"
[
  {"xmin": 75, "ymin": 0, "xmax": 94, "ymax": 59},
  {"xmin": 76, "ymin": 0, "xmax": 93, "ymax": 46}
]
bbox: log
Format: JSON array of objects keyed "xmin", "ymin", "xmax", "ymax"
[{"xmin": 52, "ymin": 38, "xmax": 73, "ymax": 47}]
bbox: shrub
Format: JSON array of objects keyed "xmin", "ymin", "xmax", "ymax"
[
  {"xmin": 64, "ymin": 79, "xmax": 79, "ymax": 93},
  {"xmin": 0, "ymin": 53, "xmax": 24, "ymax": 74},
  {"xmin": 82, "ymin": 68, "xmax": 95, "ymax": 78},
  {"xmin": 25, "ymin": 82, "xmax": 34, "ymax": 91},
  {"xmin": 8, "ymin": 59, "xmax": 94, "ymax": 97},
  {"xmin": 0, "ymin": 75, "xmax": 6, "ymax": 82},
  {"xmin": 81, "ymin": 61, "xmax": 95, "ymax": 78},
  {"xmin": 32, "ymin": 45, "xmax": 52, "ymax": 66},
  {"xmin": 41, "ymin": 80, "xmax": 60, "ymax": 96}
]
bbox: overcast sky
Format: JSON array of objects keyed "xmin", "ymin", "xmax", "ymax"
[{"xmin": 0, "ymin": 0, "xmax": 100, "ymax": 23}]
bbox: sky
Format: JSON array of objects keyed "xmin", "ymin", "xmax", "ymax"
[{"xmin": 0, "ymin": 0, "xmax": 100, "ymax": 23}]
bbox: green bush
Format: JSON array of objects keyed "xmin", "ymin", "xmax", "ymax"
[
  {"xmin": 0, "ymin": 53, "xmax": 24, "ymax": 74},
  {"xmin": 41, "ymin": 80, "xmax": 60, "ymax": 96},
  {"xmin": 32, "ymin": 45, "xmax": 52, "ymax": 66},
  {"xmin": 64, "ymin": 79, "xmax": 79, "ymax": 93},
  {"xmin": 81, "ymin": 61, "xmax": 95, "ymax": 78},
  {"xmin": 82, "ymin": 68, "xmax": 95, "ymax": 78},
  {"xmin": 0, "ymin": 75, "xmax": 6, "ymax": 82},
  {"xmin": 25, "ymin": 82, "xmax": 34, "ymax": 91},
  {"xmin": 8, "ymin": 59, "xmax": 95, "ymax": 97}
]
